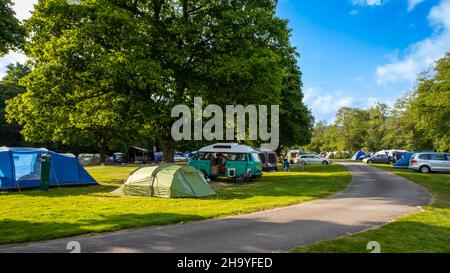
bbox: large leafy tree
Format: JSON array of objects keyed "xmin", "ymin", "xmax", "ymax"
[
  {"xmin": 410, "ymin": 53, "xmax": 450, "ymax": 152},
  {"xmin": 0, "ymin": 0, "xmax": 25, "ymax": 56},
  {"xmin": 335, "ymin": 107, "xmax": 369, "ymax": 153},
  {"xmin": 364, "ymin": 103, "xmax": 388, "ymax": 151},
  {"xmin": 7, "ymin": 0, "xmax": 311, "ymax": 161},
  {"xmin": 382, "ymin": 94, "xmax": 431, "ymax": 151},
  {"xmin": 0, "ymin": 63, "xmax": 31, "ymax": 146},
  {"xmin": 276, "ymin": 50, "xmax": 313, "ymax": 153}
]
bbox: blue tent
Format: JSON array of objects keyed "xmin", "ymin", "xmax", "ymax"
[
  {"xmin": 351, "ymin": 151, "xmax": 366, "ymax": 160},
  {"xmin": 0, "ymin": 147, "xmax": 97, "ymax": 190},
  {"xmin": 393, "ymin": 152, "xmax": 414, "ymax": 168}
]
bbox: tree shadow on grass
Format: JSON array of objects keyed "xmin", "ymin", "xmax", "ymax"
[
  {"xmin": 1, "ymin": 185, "xmax": 119, "ymax": 198},
  {"xmin": 2, "ymin": 215, "xmax": 449, "ymax": 253},
  {"xmin": 0, "ymin": 212, "xmax": 207, "ymax": 246},
  {"xmin": 2, "ymin": 170, "xmax": 351, "ymax": 199}
]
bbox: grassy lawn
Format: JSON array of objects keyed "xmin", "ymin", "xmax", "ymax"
[
  {"xmin": 293, "ymin": 165, "xmax": 450, "ymax": 253},
  {"xmin": 0, "ymin": 164, "xmax": 351, "ymax": 245}
]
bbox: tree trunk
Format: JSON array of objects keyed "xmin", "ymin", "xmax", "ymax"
[
  {"xmin": 98, "ymin": 137, "xmax": 108, "ymax": 164},
  {"xmin": 161, "ymin": 138, "xmax": 175, "ymax": 163}
]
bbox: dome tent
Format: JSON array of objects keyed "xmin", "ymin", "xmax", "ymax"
[
  {"xmin": 351, "ymin": 151, "xmax": 366, "ymax": 160},
  {"xmin": 113, "ymin": 164, "xmax": 216, "ymax": 198},
  {"xmin": 0, "ymin": 147, "xmax": 96, "ymax": 190},
  {"xmin": 393, "ymin": 152, "xmax": 414, "ymax": 168}
]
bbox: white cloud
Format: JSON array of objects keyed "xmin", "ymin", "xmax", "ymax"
[
  {"xmin": 376, "ymin": 0, "xmax": 450, "ymax": 85},
  {"xmin": 303, "ymin": 87, "xmax": 381, "ymax": 122},
  {"xmin": 10, "ymin": 0, "xmax": 38, "ymax": 21},
  {"xmin": 407, "ymin": 0, "xmax": 426, "ymax": 11},
  {"xmin": 352, "ymin": 0, "xmax": 427, "ymax": 11}
]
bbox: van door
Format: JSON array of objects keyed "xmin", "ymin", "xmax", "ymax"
[
  {"xmin": 190, "ymin": 152, "xmax": 212, "ymax": 176},
  {"xmin": 223, "ymin": 153, "xmax": 247, "ymax": 177}
]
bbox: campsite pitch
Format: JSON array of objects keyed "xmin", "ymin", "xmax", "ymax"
[{"xmin": 0, "ymin": 165, "xmax": 351, "ymax": 245}]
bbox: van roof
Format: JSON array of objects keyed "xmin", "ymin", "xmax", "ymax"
[{"xmin": 198, "ymin": 143, "xmax": 256, "ymax": 153}]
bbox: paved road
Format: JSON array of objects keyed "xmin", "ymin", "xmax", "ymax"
[{"xmin": 0, "ymin": 163, "xmax": 431, "ymax": 253}]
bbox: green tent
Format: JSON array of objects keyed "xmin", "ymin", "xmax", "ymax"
[{"xmin": 113, "ymin": 164, "xmax": 216, "ymax": 198}]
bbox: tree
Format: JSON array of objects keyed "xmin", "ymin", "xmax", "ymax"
[
  {"xmin": 276, "ymin": 50, "xmax": 314, "ymax": 153},
  {"xmin": 7, "ymin": 0, "xmax": 311, "ymax": 161},
  {"xmin": 335, "ymin": 107, "xmax": 369, "ymax": 153},
  {"xmin": 305, "ymin": 121, "xmax": 327, "ymax": 152},
  {"xmin": 0, "ymin": 0, "xmax": 25, "ymax": 56},
  {"xmin": 364, "ymin": 103, "xmax": 388, "ymax": 151},
  {"xmin": 2, "ymin": 62, "xmax": 31, "ymax": 85},
  {"xmin": 382, "ymin": 94, "xmax": 430, "ymax": 151},
  {"xmin": 0, "ymin": 63, "xmax": 31, "ymax": 146},
  {"xmin": 410, "ymin": 53, "xmax": 450, "ymax": 152}
]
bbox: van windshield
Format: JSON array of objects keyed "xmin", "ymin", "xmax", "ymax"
[{"xmin": 252, "ymin": 153, "xmax": 261, "ymax": 162}]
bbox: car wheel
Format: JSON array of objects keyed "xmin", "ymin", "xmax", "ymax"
[
  {"xmin": 367, "ymin": 160, "xmax": 373, "ymax": 164},
  {"xmin": 419, "ymin": 166, "xmax": 431, "ymax": 174},
  {"xmin": 322, "ymin": 161, "xmax": 328, "ymax": 165},
  {"xmin": 388, "ymin": 160, "xmax": 393, "ymax": 165}
]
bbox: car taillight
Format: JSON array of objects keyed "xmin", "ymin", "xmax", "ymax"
[{"xmin": 411, "ymin": 159, "xmax": 417, "ymax": 164}]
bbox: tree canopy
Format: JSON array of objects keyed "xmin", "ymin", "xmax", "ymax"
[
  {"xmin": 6, "ymin": 0, "xmax": 312, "ymax": 160},
  {"xmin": 0, "ymin": 63, "xmax": 31, "ymax": 146},
  {"xmin": 0, "ymin": 0, "xmax": 25, "ymax": 56}
]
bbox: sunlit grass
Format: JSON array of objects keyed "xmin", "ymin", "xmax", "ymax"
[
  {"xmin": 0, "ymin": 164, "xmax": 351, "ymax": 245},
  {"xmin": 293, "ymin": 166, "xmax": 450, "ymax": 253}
]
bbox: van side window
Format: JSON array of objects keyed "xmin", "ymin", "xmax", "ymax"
[
  {"xmin": 430, "ymin": 154, "xmax": 447, "ymax": 161},
  {"xmin": 227, "ymin": 153, "xmax": 246, "ymax": 161},
  {"xmin": 197, "ymin": 152, "xmax": 210, "ymax": 160},
  {"xmin": 418, "ymin": 154, "xmax": 431, "ymax": 160}
]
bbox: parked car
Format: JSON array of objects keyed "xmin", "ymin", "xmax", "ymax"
[
  {"xmin": 409, "ymin": 152, "xmax": 450, "ymax": 173},
  {"xmin": 359, "ymin": 154, "xmax": 372, "ymax": 160},
  {"xmin": 298, "ymin": 154, "xmax": 332, "ymax": 165},
  {"xmin": 362, "ymin": 154, "xmax": 395, "ymax": 164},
  {"xmin": 174, "ymin": 154, "xmax": 188, "ymax": 162}
]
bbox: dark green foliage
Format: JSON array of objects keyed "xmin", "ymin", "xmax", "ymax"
[{"xmin": 0, "ymin": 0, "xmax": 25, "ymax": 56}]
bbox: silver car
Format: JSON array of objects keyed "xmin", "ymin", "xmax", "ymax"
[
  {"xmin": 409, "ymin": 152, "xmax": 450, "ymax": 173},
  {"xmin": 298, "ymin": 154, "xmax": 332, "ymax": 165}
]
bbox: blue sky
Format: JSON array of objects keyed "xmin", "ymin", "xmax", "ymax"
[
  {"xmin": 276, "ymin": 0, "xmax": 450, "ymax": 122},
  {"xmin": 1, "ymin": 0, "xmax": 450, "ymax": 123}
]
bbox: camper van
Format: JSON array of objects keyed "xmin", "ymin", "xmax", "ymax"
[
  {"xmin": 189, "ymin": 143, "xmax": 262, "ymax": 181},
  {"xmin": 286, "ymin": 150, "xmax": 304, "ymax": 164}
]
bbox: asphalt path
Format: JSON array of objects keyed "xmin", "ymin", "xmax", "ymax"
[{"xmin": 0, "ymin": 163, "xmax": 431, "ymax": 253}]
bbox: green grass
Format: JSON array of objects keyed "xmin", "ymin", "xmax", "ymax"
[
  {"xmin": 0, "ymin": 164, "xmax": 351, "ymax": 245},
  {"xmin": 292, "ymin": 165, "xmax": 450, "ymax": 253}
]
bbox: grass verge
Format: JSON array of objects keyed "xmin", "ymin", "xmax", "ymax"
[{"xmin": 292, "ymin": 165, "xmax": 450, "ymax": 253}]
